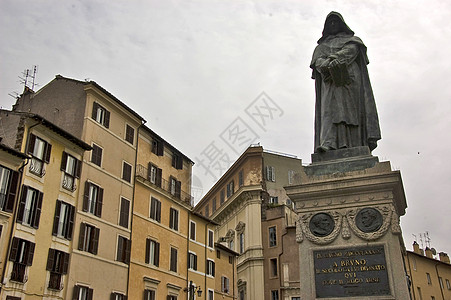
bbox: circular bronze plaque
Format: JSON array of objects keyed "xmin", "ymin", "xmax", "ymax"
[
  {"xmin": 309, "ymin": 213, "xmax": 335, "ymax": 237},
  {"xmin": 356, "ymin": 208, "xmax": 383, "ymax": 232}
]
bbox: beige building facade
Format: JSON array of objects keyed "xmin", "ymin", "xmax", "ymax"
[
  {"xmin": 194, "ymin": 146, "xmax": 303, "ymax": 300},
  {"xmin": 405, "ymin": 242, "xmax": 451, "ymax": 300}
]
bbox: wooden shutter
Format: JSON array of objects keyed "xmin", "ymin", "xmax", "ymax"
[
  {"xmin": 212, "ymin": 261, "xmax": 215, "ymax": 276},
  {"xmin": 157, "ymin": 140, "xmax": 164, "ymax": 156},
  {"xmin": 32, "ymin": 191, "xmax": 43, "ymax": 228},
  {"xmin": 156, "ymin": 168, "xmax": 162, "ymax": 187},
  {"xmin": 156, "ymin": 200, "xmax": 161, "ymax": 223},
  {"xmin": 26, "ymin": 242, "xmax": 35, "ymax": 266},
  {"xmin": 175, "ymin": 181, "xmax": 181, "ymax": 199},
  {"xmin": 125, "ymin": 238, "xmax": 131, "ymax": 264},
  {"xmin": 91, "ymin": 227, "xmax": 100, "ymax": 255},
  {"xmin": 154, "ymin": 241, "xmax": 160, "ymax": 267},
  {"xmin": 61, "ymin": 152, "xmax": 68, "ymax": 171},
  {"xmin": 52, "ymin": 200, "xmax": 61, "ymax": 236},
  {"xmin": 67, "ymin": 204, "xmax": 75, "ymax": 240},
  {"xmin": 87, "ymin": 287, "xmax": 94, "ymax": 300},
  {"xmin": 78, "ymin": 223, "xmax": 86, "ymax": 250},
  {"xmin": 96, "ymin": 187, "xmax": 103, "ymax": 217},
  {"xmin": 174, "ymin": 210, "xmax": 178, "ymax": 230},
  {"xmin": 193, "ymin": 254, "xmax": 197, "ymax": 270},
  {"xmin": 73, "ymin": 285, "xmax": 80, "ymax": 300},
  {"xmin": 46, "ymin": 248, "xmax": 55, "ymax": 271},
  {"xmin": 27, "ymin": 134, "xmax": 36, "ymax": 154},
  {"xmin": 120, "ymin": 198, "xmax": 129, "ymax": 228},
  {"xmin": 117, "ymin": 236, "xmax": 124, "ymax": 261},
  {"xmin": 170, "ymin": 248, "xmax": 177, "ymax": 272},
  {"xmin": 16, "ymin": 186, "xmax": 28, "ymax": 223},
  {"xmin": 44, "ymin": 142, "xmax": 52, "ymax": 163},
  {"xmin": 9, "ymin": 237, "xmax": 19, "ymax": 261},
  {"xmin": 104, "ymin": 110, "xmax": 110, "ymax": 128},
  {"xmin": 110, "ymin": 293, "xmax": 116, "ymax": 300},
  {"xmin": 62, "ymin": 252, "xmax": 70, "ymax": 274},
  {"xmin": 145, "ymin": 239, "xmax": 150, "ymax": 264},
  {"xmin": 5, "ymin": 170, "xmax": 19, "ymax": 212},
  {"xmin": 82, "ymin": 182, "xmax": 90, "ymax": 212},
  {"xmin": 92, "ymin": 102, "xmax": 99, "ymax": 119},
  {"xmin": 75, "ymin": 158, "xmax": 82, "ymax": 178}
]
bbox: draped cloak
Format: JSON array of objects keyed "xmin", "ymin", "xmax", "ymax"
[{"xmin": 310, "ymin": 12, "xmax": 381, "ymax": 152}]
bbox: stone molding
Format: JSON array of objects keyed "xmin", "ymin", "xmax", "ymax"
[{"xmin": 296, "ymin": 205, "xmax": 400, "ymax": 244}]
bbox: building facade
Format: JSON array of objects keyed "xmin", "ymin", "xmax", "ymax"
[
  {"xmin": 405, "ymin": 242, "xmax": 451, "ymax": 300},
  {"xmin": 194, "ymin": 146, "xmax": 303, "ymax": 300}
]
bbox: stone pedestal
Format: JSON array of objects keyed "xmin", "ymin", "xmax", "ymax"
[{"xmin": 285, "ymin": 149, "xmax": 410, "ymax": 299}]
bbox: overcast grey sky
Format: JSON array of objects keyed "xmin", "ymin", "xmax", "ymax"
[{"xmin": 1, "ymin": 0, "xmax": 450, "ymax": 254}]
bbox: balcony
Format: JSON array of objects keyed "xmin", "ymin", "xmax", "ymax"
[
  {"xmin": 11, "ymin": 263, "xmax": 26, "ymax": 283},
  {"xmin": 136, "ymin": 164, "xmax": 193, "ymax": 206},
  {"xmin": 62, "ymin": 174, "xmax": 76, "ymax": 191},
  {"xmin": 29, "ymin": 158, "xmax": 45, "ymax": 177}
]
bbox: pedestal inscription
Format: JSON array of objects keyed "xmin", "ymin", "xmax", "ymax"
[{"xmin": 313, "ymin": 245, "xmax": 390, "ymax": 298}]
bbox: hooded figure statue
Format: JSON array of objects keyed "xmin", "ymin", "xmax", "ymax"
[{"xmin": 311, "ymin": 12, "xmax": 381, "ymax": 153}]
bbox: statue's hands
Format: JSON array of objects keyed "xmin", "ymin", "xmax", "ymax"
[
  {"xmin": 319, "ymin": 59, "xmax": 331, "ymax": 74},
  {"xmin": 329, "ymin": 59, "xmax": 340, "ymax": 68}
]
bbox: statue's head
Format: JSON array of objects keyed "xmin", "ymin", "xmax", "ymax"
[{"xmin": 319, "ymin": 12, "xmax": 354, "ymax": 43}]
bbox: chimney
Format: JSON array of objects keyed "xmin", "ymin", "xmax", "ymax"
[
  {"xmin": 413, "ymin": 241, "xmax": 422, "ymax": 255},
  {"xmin": 439, "ymin": 252, "xmax": 450, "ymax": 264},
  {"xmin": 425, "ymin": 247, "xmax": 433, "ymax": 258}
]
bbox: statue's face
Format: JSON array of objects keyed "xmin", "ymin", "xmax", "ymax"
[{"xmin": 325, "ymin": 15, "xmax": 343, "ymax": 35}]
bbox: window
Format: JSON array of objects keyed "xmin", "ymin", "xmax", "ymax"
[
  {"xmin": 52, "ymin": 200, "xmax": 75, "ymax": 240},
  {"xmin": 122, "ymin": 161, "xmax": 132, "ymax": 183},
  {"xmin": 83, "ymin": 182, "xmax": 103, "ymax": 217},
  {"xmin": 125, "ymin": 124, "xmax": 134, "ymax": 144},
  {"xmin": 116, "ymin": 236, "xmax": 131, "ymax": 263},
  {"xmin": 92, "ymin": 102, "xmax": 110, "ymax": 128},
  {"xmin": 221, "ymin": 276, "xmax": 229, "ymax": 294},
  {"xmin": 229, "ymin": 256, "xmax": 233, "ymax": 264},
  {"xmin": 229, "ymin": 239, "xmax": 234, "ymax": 251},
  {"xmin": 292, "ymin": 298, "xmax": 301, "ymax": 300},
  {"xmin": 417, "ymin": 287, "xmax": 422, "ymax": 300},
  {"xmin": 226, "ymin": 181, "xmax": 234, "ymax": 198},
  {"xmin": 220, "ymin": 189, "xmax": 225, "ymax": 204},
  {"xmin": 269, "ymin": 226, "xmax": 277, "ymax": 247},
  {"xmin": 91, "ymin": 144, "xmax": 103, "ymax": 167},
  {"xmin": 9, "ymin": 238, "xmax": 35, "ymax": 282},
  {"xmin": 271, "ymin": 290, "xmax": 279, "ymax": 300},
  {"xmin": 17, "ymin": 185, "xmax": 43, "ymax": 228},
  {"xmin": 151, "ymin": 138, "xmax": 164, "ymax": 156},
  {"xmin": 190, "ymin": 221, "xmax": 196, "ymax": 241},
  {"xmin": 145, "ymin": 238, "xmax": 160, "ymax": 266},
  {"xmin": 239, "ymin": 170, "xmax": 244, "ymax": 186},
  {"xmin": 206, "ymin": 259, "xmax": 215, "ymax": 276},
  {"xmin": 427, "ymin": 272, "xmax": 432, "ymax": 284},
  {"xmin": 188, "ymin": 252, "xmax": 197, "ymax": 270},
  {"xmin": 148, "ymin": 163, "xmax": 162, "ymax": 187},
  {"xmin": 169, "ymin": 208, "xmax": 179, "ymax": 231},
  {"xmin": 269, "ymin": 196, "xmax": 278, "ymax": 204},
  {"xmin": 73, "ymin": 285, "xmax": 93, "ymax": 300},
  {"xmin": 288, "ymin": 170, "xmax": 295, "ymax": 185},
  {"xmin": 111, "ymin": 292, "xmax": 127, "ymax": 300},
  {"xmin": 239, "ymin": 233, "xmax": 245, "ymax": 254},
  {"xmin": 144, "ymin": 289, "xmax": 156, "ymax": 300},
  {"xmin": 439, "ymin": 277, "xmax": 443, "ymax": 289},
  {"xmin": 167, "ymin": 296, "xmax": 177, "ymax": 300},
  {"xmin": 0, "ymin": 166, "xmax": 19, "ymax": 212},
  {"xmin": 46, "ymin": 249, "xmax": 69, "ymax": 290},
  {"xmin": 169, "ymin": 177, "xmax": 181, "ymax": 199},
  {"xmin": 150, "ymin": 197, "xmax": 161, "ymax": 222},
  {"xmin": 6, "ymin": 296, "xmax": 21, "ymax": 300},
  {"xmin": 212, "ymin": 198, "xmax": 216, "ymax": 212},
  {"xmin": 208, "ymin": 230, "xmax": 214, "ymax": 248},
  {"xmin": 172, "ymin": 152, "xmax": 183, "ymax": 169},
  {"xmin": 170, "ymin": 247, "xmax": 178, "ymax": 272},
  {"xmin": 119, "ymin": 197, "xmax": 130, "ymax": 228},
  {"xmin": 239, "ymin": 290, "xmax": 245, "ymax": 300},
  {"xmin": 270, "ymin": 258, "xmax": 278, "ymax": 277},
  {"xmin": 216, "ymin": 250, "xmax": 221, "ymax": 259},
  {"xmin": 446, "ymin": 279, "xmax": 450, "ymax": 289},
  {"xmin": 208, "ymin": 289, "xmax": 214, "ymax": 300},
  {"xmin": 27, "ymin": 134, "xmax": 51, "ymax": 176},
  {"xmin": 205, "ymin": 204, "xmax": 209, "ymax": 217},
  {"xmin": 78, "ymin": 223, "xmax": 100, "ymax": 254},
  {"xmin": 61, "ymin": 152, "xmax": 81, "ymax": 191},
  {"xmin": 265, "ymin": 166, "xmax": 275, "ymax": 182}
]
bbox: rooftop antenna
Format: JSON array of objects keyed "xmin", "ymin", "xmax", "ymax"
[
  {"xmin": 18, "ymin": 65, "xmax": 39, "ymax": 91},
  {"xmin": 419, "ymin": 233, "xmax": 424, "ymax": 249},
  {"xmin": 425, "ymin": 231, "xmax": 431, "ymax": 248}
]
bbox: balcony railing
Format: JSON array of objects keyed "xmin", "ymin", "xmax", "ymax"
[
  {"xmin": 11, "ymin": 263, "xmax": 27, "ymax": 283},
  {"xmin": 29, "ymin": 158, "xmax": 45, "ymax": 177},
  {"xmin": 62, "ymin": 174, "xmax": 76, "ymax": 191},
  {"xmin": 136, "ymin": 164, "xmax": 193, "ymax": 206},
  {"xmin": 48, "ymin": 272, "xmax": 63, "ymax": 290}
]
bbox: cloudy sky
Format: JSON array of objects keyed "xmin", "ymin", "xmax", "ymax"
[{"xmin": 1, "ymin": 0, "xmax": 450, "ymax": 254}]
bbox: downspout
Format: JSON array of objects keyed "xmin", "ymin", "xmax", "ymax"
[
  {"xmin": 405, "ymin": 254, "xmax": 415, "ymax": 300},
  {"xmin": 204, "ymin": 224, "xmax": 207, "ymax": 300},
  {"xmin": 278, "ymin": 218, "xmax": 288, "ymax": 299},
  {"xmin": 186, "ymin": 211, "xmax": 191, "ymax": 298}
]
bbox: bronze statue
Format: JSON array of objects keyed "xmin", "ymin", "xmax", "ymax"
[{"xmin": 311, "ymin": 12, "xmax": 381, "ymax": 153}]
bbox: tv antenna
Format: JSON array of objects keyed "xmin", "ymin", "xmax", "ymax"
[{"xmin": 19, "ymin": 65, "xmax": 39, "ymax": 91}]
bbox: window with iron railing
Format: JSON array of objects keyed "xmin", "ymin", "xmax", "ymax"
[
  {"xmin": 28, "ymin": 134, "xmax": 51, "ymax": 176},
  {"xmin": 61, "ymin": 152, "xmax": 81, "ymax": 191}
]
